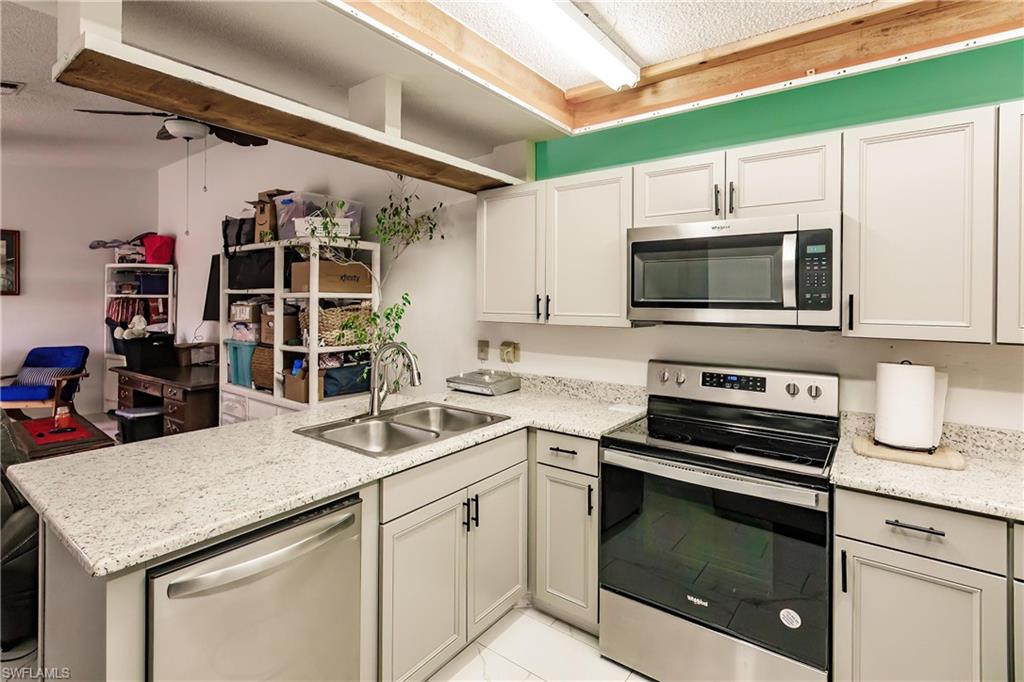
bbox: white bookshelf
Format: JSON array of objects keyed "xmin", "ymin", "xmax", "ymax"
[
  {"xmin": 219, "ymin": 236, "xmax": 380, "ymax": 415},
  {"xmin": 102, "ymin": 263, "xmax": 177, "ymax": 411}
]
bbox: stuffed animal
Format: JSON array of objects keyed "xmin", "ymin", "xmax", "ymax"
[{"xmin": 121, "ymin": 315, "xmax": 149, "ymax": 340}]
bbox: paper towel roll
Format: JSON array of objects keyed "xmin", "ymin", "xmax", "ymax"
[{"xmin": 874, "ymin": 362, "xmax": 948, "ymax": 451}]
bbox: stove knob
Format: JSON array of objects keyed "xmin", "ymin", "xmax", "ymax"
[
  {"xmin": 675, "ymin": 371, "xmax": 687, "ymax": 385},
  {"xmin": 785, "ymin": 382, "xmax": 800, "ymax": 397},
  {"xmin": 659, "ymin": 370, "xmax": 670, "ymax": 383},
  {"xmin": 807, "ymin": 384, "xmax": 823, "ymax": 400}
]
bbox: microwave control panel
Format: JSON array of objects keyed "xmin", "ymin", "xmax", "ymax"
[
  {"xmin": 798, "ymin": 230, "xmax": 833, "ymax": 311},
  {"xmin": 701, "ymin": 371, "xmax": 767, "ymax": 392}
]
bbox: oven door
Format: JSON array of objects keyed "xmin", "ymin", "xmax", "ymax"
[
  {"xmin": 628, "ymin": 216, "xmax": 798, "ymax": 325},
  {"xmin": 600, "ymin": 448, "xmax": 829, "ymax": 671}
]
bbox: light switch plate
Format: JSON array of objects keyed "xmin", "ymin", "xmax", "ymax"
[
  {"xmin": 499, "ymin": 341, "xmax": 520, "ymax": 363},
  {"xmin": 477, "ymin": 340, "xmax": 489, "ymax": 361}
]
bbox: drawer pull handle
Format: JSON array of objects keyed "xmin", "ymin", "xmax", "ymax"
[
  {"xmin": 549, "ymin": 446, "xmax": 577, "ymax": 457},
  {"xmin": 885, "ymin": 519, "xmax": 946, "ymax": 537}
]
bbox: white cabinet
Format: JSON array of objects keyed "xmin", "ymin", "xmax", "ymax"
[
  {"xmin": 842, "ymin": 107, "xmax": 997, "ymax": 342},
  {"xmin": 466, "ymin": 462, "xmax": 528, "ymax": 640},
  {"xmin": 534, "ymin": 463, "xmax": 599, "ymax": 632},
  {"xmin": 476, "ymin": 184, "xmax": 546, "ymax": 323},
  {"xmin": 381, "ymin": 489, "xmax": 468, "ymax": 682},
  {"xmin": 545, "ymin": 167, "xmax": 632, "ymax": 327},
  {"xmin": 476, "ymin": 169, "xmax": 631, "ymax": 327},
  {"xmin": 998, "ymin": 101, "xmax": 1024, "ymax": 344},
  {"xmin": 834, "ymin": 536, "xmax": 1007, "ymax": 681},
  {"xmin": 633, "ymin": 150, "xmax": 726, "ymax": 226},
  {"xmin": 725, "ymin": 132, "xmax": 841, "ymax": 218}
]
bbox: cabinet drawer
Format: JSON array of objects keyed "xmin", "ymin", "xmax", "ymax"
[
  {"xmin": 836, "ymin": 489, "xmax": 1007, "ymax": 574},
  {"xmin": 221, "ymin": 412, "xmax": 243, "ymax": 425},
  {"xmin": 220, "ymin": 391, "xmax": 247, "ymax": 419},
  {"xmin": 164, "ymin": 399, "xmax": 186, "ymax": 420},
  {"xmin": 117, "ymin": 387, "xmax": 133, "ymax": 407},
  {"xmin": 136, "ymin": 379, "xmax": 162, "ymax": 397},
  {"xmin": 118, "ymin": 374, "xmax": 132, "ymax": 387},
  {"xmin": 163, "ymin": 417, "xmax": 184, "ymax": 435},
  {"xmin": 536, "ymin": 430, "xmax": 599, "ymax": 476},
  {"xmin": 247, "ymin": 398, "xmax": 277, "ymax": 421},
  {"xmin": 163, "ymin": 385, "xmax": 184, "ymax": 401}
]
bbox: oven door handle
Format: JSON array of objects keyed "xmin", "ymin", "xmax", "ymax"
[
  {"xmin": 602, "ymin": 449, "xmax": 824, "ymax": 510},
  {"xmin": 782, "ymin": 233, "xmax": 797, "ymax": 310}
]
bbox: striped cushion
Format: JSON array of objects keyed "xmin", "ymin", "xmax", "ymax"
[{"xmin": 13, "ymin": 366, "xmax": 74, "ymax": 387}]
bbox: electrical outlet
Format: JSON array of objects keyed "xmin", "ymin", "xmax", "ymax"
[
  {"xmin": 477, "ymin": 340, "xmax": 489, "ymax": 361},
  {"xmin": 499, "ymin": 341, "xmax": 520, "ymax": 363}
]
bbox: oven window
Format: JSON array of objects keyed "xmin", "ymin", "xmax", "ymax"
[
  {"xmin": 600, "ymin": 463, "xmax": 828, "ymax": 670},
  {"xmin": 632, "ymin": 233, "xmax": 785, "ymax": 308}
]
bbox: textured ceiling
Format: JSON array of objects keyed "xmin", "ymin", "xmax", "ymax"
[
  {"xmin": 433, "ymin": 0, "xmax": 873, "ymax": 90},
  {"xmin": 1, "ymin": 1, "xmax": 205, "ymax": 168}
]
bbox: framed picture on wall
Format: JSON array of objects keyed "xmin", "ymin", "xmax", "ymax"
[{"xmin": 1, "ymin": 229, "xmax": 21, "ymax": 295}]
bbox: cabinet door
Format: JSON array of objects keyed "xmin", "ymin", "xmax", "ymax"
[
  {"xmin": 843, "ymin": 107, "xmax": 996, "ymax": 342},
  {"xmin": 834, "ymin": 537, "xmax": 1007, "ymax": 682},
  {"xmin": 1015, "ymin": 580, "xmax": 1023, "ymax": 682},
  {"xmin": 476, "ymin": 183, "xmax": 546, "ymax": 323},
  {"xmin": 534, "ymin": 464, "xmax": 598, "ymax": 630},
  {"xmin": 545, "ymin": 167, "xmax": 631, "ymax": 327},
  {"xmin": 381, "ymin": 489, "xmax": 468, "ymax": 682},
  {"xmin": 466, "ymin": 462, "xmax": 528, "ymax": 641},
  {"xmin": 998, "ymin": 101, "xmax": 1024, "ymax": 344},
  {"xmin": 633, "ymin": 150, "xmax": 726, "ymax": 226},
  {"xmin": 725, "ymin": 131, "xmax": 840, "ymax": 217}
]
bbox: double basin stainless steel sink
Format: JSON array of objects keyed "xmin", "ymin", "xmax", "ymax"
[{"xmin": 294, "ymin": 402, "xmax": 509, "ymax": 457}]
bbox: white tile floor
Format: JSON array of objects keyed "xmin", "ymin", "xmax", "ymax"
[{"xmin": 430, "ymin": 607, "xmax": 650, "ymax": 682}]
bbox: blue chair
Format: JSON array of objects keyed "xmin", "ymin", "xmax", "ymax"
[{"xmin": 0, "ymin": 346, "xmax": 90, "ymax": 418}]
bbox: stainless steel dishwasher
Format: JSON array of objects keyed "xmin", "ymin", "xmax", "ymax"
[{"xmin": 147, "ymin": 495, "xmax": 361, "ymax": 681}]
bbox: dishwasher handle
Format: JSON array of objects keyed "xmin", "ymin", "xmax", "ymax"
[{"xmin": 167, "ymin": 511, "xmax": 358, "ymax": 599}]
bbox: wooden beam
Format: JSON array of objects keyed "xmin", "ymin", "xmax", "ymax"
[
  {"xmin": 571, "ymin": 0, "xmax": 1024, "ymax": 130},
  {"xmin": 54, "ymin": 39, "xmax": 518, "ymax": 193},
  {"xmin": 344, "ymin": 1, "xmax": 573, "ymax": 130}
]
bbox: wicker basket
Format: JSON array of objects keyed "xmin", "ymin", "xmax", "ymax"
[
  {"xmin": 299, "ymin": 302, "xmax": 371, "ymax": 346},
  {"xmin": 250, "ymin": 345, "xmax": 275, "ymax": 390}
]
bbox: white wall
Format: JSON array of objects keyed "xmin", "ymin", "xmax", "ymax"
[
  {"xmin": 0, "ymin": 163, "xmax": 159, "ymax": 414},
  {"xmin": 157, "ymin": 142, "xmax": 1023, "ymax": 431}
]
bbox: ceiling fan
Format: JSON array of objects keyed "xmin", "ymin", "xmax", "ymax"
[{"xmin": 73, "ymin": 109, "xmax": 269, "ymax": 147}]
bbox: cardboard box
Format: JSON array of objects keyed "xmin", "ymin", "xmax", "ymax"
[
  {"xmin": 290, "ymin": 261, "xmax": 373, "ymax": 294},
  {"xmin": 284, "ymin": 369, "xmax": 325, "ymax": 403},
  {"xmin": 260, "ymin": 313, "xmax": 299, "ymax": 345},
  {"xmin": 248, "ymin": 189, "xmax": 290, "ymax": 243},
  {"xmin": 229, "ymin": 301, "xmax": 261, "ymax": 323}
]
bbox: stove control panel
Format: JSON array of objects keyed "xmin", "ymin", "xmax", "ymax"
[{"xmin": 701, "ymin": 371, "xmax": 766, "ymax": 392}]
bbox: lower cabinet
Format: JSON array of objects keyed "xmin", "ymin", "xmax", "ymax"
[
  {"xmin": 534, "ymin": 463, "xmax": 599, "ymax": 632},
  {"xmin": 1015, "ymin": 580, "xmax": 1023, "ymax": 682},
  {"xmin": 380, "ymin": 458, "xmax": 527, "ymax": 681},
  {"xmin": 833, "ymin": 536, "xmax": 1007, "ymax": 681}
]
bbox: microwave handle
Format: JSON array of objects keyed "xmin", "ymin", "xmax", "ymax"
[{"xmin": 782, "ymin": 233, "xmax": 797, "ymax": 309}]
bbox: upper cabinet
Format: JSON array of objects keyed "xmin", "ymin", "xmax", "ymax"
[
  {"xmin": 842, "ymin": 107, "xmax": 996, "ymax": 343},
  {"xmin": 633, "ymin": 150, "xmax": 725, "ymax": 226},
  {"xmin": 546, "ymin": 168, "xmax": 632, "ymax": 327},
  {"xmin": 477, "ymin": 169, "xmax": 631, "ymax": 328},
  {"xmin": 725, "ymin": 132, "xmax": 841, "ymax": 218},
  {"xmin": 998, "ymin": 101, "xmax": 1024, "ymax": 345},
  {"xmin": 476, "ymin": 184, "xmax": 546, "ymax": 324}
]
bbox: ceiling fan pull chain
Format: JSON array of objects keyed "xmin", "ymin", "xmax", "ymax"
[
  {"xmin": 202, "ymin": 134, "xmax": 208, "ymax": 193},
  {"xmin": 185, "ymin": 138, "xmax": 191, "ymax": 237}
]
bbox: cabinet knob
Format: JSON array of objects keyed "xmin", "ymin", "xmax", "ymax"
[
  {"xmin": 785, "ymin": 382, "xmax": 800, "ymax": 397},
  {"xmin": 807, "ymin": 384, "xmax": 823, "ymax": 400},
  {"xmin": 659, "ymin": 370, "xmax": 670, "ymax": 383},
  {"xmin": 675, "ymin": 371, "xmax": 686, "ymax": 385}
]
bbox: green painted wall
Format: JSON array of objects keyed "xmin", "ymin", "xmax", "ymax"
[{"xmin": 535, "ymin": 39, "xmax": 1024, "ymax": 179}]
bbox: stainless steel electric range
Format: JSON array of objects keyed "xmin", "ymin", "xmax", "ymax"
[{"xmin": 598, "ymin": 360, "xmax": 839, "ymax": 682}]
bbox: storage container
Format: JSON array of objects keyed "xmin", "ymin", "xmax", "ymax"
[
  {"xmin": 122, "ymin": 333, "xmax": 177, "ymax": 371},
  {"xmin": 229, "ymin": 301, "xmax": 261, "ymax": 323},
  {"xmin": 284, "ymin": 369, "xmax": 325, "ymax": 403},
  {"xmin": 260, "ymin": 313, "xmax": 299, "ymax": 345},
  {"xmin": 230, "ymin": 323, "xmax": 258, "ymax": 343},
  {"xmin": 251, "ymin": 345, "xmax": 275, "ymax": 391},
  {"xmin": 143, "ymin": 235, "xmax": 176, "ymax": 264},
  {"xmin": 138, "ymin": 272, "xmax": 169, "ymax": 295},
  {"xmin": 290, "ymin": 261, "xmax": 373, "ymax": 294},
  {"xmin": 276, "ymin": 193, "xmax": 364, "ymax": 239},
  {"xmin": 225, "ymin": 340, "xmax": 257, "ymax": 387},
  {"xmin": 115, "ymin": 406, "xmax": 164, "ymax": 443},
  {"xmin": 324, "ymin": 363, "xmax": 370, "ymax": 397},
  {"xmin": 298, "ymin": 303, "xmax": 371, "ymax": 346}
]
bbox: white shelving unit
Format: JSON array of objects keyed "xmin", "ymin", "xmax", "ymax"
[
  {"xmin": 219, "ymin": 237, "xmax": 380, "ymax": 419},
  {"xmin": 102, "ymin": 263, "xmax": 177, "ymax": 411}
]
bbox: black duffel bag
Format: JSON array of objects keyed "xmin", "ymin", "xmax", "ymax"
[
  {"xmin": 227, "ymin": 250, "xmax": 304, "ymax": 290},
  {"xmin": 222, "ymin": 216, "xmax": 256, "ymax": 258}
]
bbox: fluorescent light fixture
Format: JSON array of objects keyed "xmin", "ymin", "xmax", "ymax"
[{"xmin": 505, "ymin": 0, "xmax": 640, "ymax": 90}]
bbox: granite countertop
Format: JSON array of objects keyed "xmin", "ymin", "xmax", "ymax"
[
  {"xmin": 831, "ymin": 412, "xmax": 1024, "ymax": 521},
  {"xmin": 7, "ymin": 388, "xmax": 644, "ymax": 578}
]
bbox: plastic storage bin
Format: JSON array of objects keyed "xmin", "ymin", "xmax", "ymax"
[
  {"xmin": 275, "ymin": 193, "xmax": 364, "ymax": 239},
  {"xmin": 324, "ymin": 363, "xmax": 370, "ymax": 397},
  {"xmin": 122, "ymin": 333, "xmax": 177, "ymax": 371},
  {"xmin": 115, "ymin": 406, "xmax": 164, "ymax": 443},
  {"xmin": 225, "ymin": 339, "xmax": 257, "ymax": 387},
  {"xmin": 137, "ymin": 272, "xmax": 169, "ymax": 295}
]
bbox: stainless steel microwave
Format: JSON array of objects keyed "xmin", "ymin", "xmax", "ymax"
[{"xmin": 627, "ymin": 212, "xmax": 840, "ymax": 328}]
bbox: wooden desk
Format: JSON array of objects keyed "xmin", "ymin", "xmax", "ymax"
[{"xmin": 112, "ymin": 365, "xmax": 219, "ymax": 436}]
